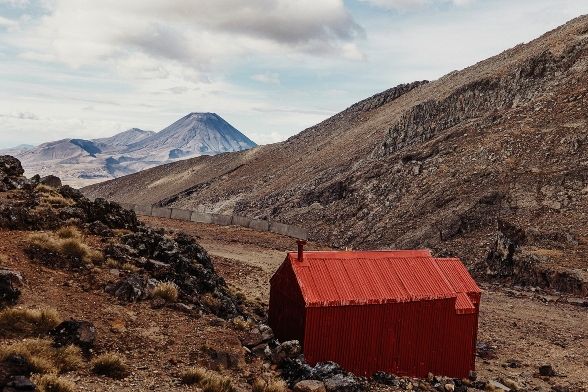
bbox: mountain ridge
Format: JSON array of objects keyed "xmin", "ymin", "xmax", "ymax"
[
  {"xmin": 84, "ymin": 15, "xmax": 588, "ymax": 295},
  {"xmin": 2, "ymin": 112, "xmax": 256, "ymax": 187}
]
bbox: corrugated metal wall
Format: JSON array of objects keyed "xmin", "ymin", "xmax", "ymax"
[
  {"xmin": 269, "ymin": 262, "xmax": 306, "ymax": 342},
  {"xmin": 269, "ymin": 257, "xmax": 479, "ymax": 379},
  {"xmin": 303, "ymin": 298, "xmax": 478, "ymax": 378}
]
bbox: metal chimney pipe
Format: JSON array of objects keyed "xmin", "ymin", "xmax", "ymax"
[{"xmin": 297, "ymin": 240, "xmax": 307, "ymax": 262}]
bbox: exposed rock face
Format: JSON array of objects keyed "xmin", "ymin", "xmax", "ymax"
[{"xmin": 485, "ymin": 220, "xmax": 588, "ymax": 296}]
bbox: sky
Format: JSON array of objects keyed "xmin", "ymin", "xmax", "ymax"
[{"xmin": 0, "ymin": 0, "xmax": 587, "ymax": 148}]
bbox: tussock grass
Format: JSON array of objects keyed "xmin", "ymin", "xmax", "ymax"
[
  {"xmin": 151, "ymin": 281, "xmax": 179, "ymax": 302},
  {"xmin": 32, "ymin": 374, "xmax": 76, "ymax": 392},
  {"xmin": 231, "ymin": 316, "xmax": 252, "ymax": 331},
  {"xmin": 180, "ymin": 367, "xmax": 208, "ymax": 385},
  {"xmin": 252, "ymin": 378, "xmax": 288, "ymax": 392},
  {"xmin": 0, "ymin": 339, "xmax": 82, "ymax": 374},
  {"xmin": 91, "ymin": 353, "xmax": 128, "ymax": 379},
  {"xmin": 120, "ymin": 262, "xmax": 140, "ymax": 273},
  {"xmin": 56, "ymin": 226, "xmax": 82, "ymax": 239},
  {"xmin": 36, "ymin": 184, "xmax": 57, "ymax": 194},
  {"xmin": 25, "ymin": 232, "xmax": 103, "ymax": 266},
  {"xmin": 201, "ymin": 293, "xmax": 222, "ymax": 312},
  {"xmin": 179, "ymin": 367, "xmax": 236, "ymax": 392},
  {"xmin": 0, "ymin": 308, "xmax": 61, "ymax": 337}
]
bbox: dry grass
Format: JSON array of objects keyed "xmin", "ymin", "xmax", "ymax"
[
  {"xmin": 32, "ymin": 374, "xmax": 76, "ymax": 392},
  {"xmin": 528, "ymin": 247, "xmax": 565, "ymax": 258},
  {"xmin": 180, "ymin": 367, "xmax": 208, "ymax": 385},
  {"xmin": 104, "ymin": 258, "xmax": 120, "ymax": 268},
  {"xmin": 231, "ymin": 316, "xmax": 253, "ymax": 331},
  {"xmin": 120, "ymin": 262, "xmax": 140, "ymax": 273},
  {"xmin": 179, "ymin": 367, "xmax": 236, "ymax": 392},
  {"xmin": 252, "ymin": 379, "xmax": 288, "ymax": 392},
  {"xmin": 152, "ymin": 281, "xmax": 179, "ymax": 302},
  {"xmin": 0, "ymin": 308, "xmax": 61, "ymax": 337},
  {"xmin": 25, "ymin": 232, "xmax": 103, "ymax": 266},
  {"xmin": 0, "ymin": 339, "xmax": 83, "ymax": 374},
  {"xmin": 36, "ymin": 184, "xmax": 56, "ymax": 193},
  {"xmin": 56, "ymin": 226, "xmax": 82, "ymax": 239},
  {"xmin": 201, "ymin": 293, "xmax": 222, "ymax": 312},
  {"xmin": 91, "ymin": 353, "xmax": 128, "ymax": 379}
]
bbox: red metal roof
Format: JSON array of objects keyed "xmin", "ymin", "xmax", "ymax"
[{"xmin": 284, "ymin": 250, "xmax": 480, "ymax": 307}]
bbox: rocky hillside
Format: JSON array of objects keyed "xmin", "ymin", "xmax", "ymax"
[
  {"xmin": 2, "ymin": 156, "xmax": 585, "ymax": 391},
  {"xmin": 84, "ymin": 16, "xmax": 588, "ymax": 296},
  {"xmin": 5, "ymin": 113, "xmax": 256, "ymax": 188}
]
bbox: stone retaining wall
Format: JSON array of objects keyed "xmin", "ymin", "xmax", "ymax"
[{"xmin": 119, "ymin": 203, "xmax": 308, "ymax": 240}]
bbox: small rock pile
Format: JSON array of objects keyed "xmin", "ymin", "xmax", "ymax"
[{"xmin": 104, "ymin": 227, "xmax": 241, "ymax": 318}]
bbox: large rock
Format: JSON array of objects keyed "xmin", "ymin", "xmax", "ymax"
[
  {"xmin": 539, "ymin": 364, "xmax": 557, "ymax": 377},
  {"xmin": 0, "ymin": 156, "xmax": 24, "ymax": 178},
  {"xmin": 323, "ymin": 374, "xmax": 363, "ymax": 392},
  {"xmin": 105, "ymin": 273, "xmax": 157, "ymax": 302},
  {"xmin": 272, "ymin": 340, "xmax": 302, "ymax": 364},
  {"xmin": 39, "ymin": 175, "xmax": 62, "ymax": 188},
  {"xmin": 0, "ymin": 156, "xmax": 28, "ymax": 192},
  {"xmin": 0, "ymin": 269, "xmax": 23, "ymax": 307},
  {"xmin": 0, "ymin": 355, "xmax": 33, "ymax": 389},
  {"xmin": 295, "ymin": 380, "xmax": 327, "ymax": 392},
  {"xmin": 2, "ymin": 376, "xmax": 36, "ymax": 392},
  {"xmin": 50, "ymin": 320, "xmax": 96, "ymax": 351}
]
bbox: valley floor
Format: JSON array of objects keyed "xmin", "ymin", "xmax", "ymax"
[
  {"xmin": 0, "ymin": 216, "xmax": 586, "ymax": 391},
  {"xmin": 143, "ymin": 216, "xmax": 588, "ymax": 391}
]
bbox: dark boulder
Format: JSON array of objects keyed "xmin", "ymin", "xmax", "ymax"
[
  {"xmin": 39, "ymin": 175, "xmax": 62, "ymax": 188},
  {"xmin": 0, "ymin": 269, "xmax": 23, "ymax": 307},
  {"xmin": 0, "ymin": 355, "xmax": 33, "ymax": 388},
  {"xmin": 105, "ymin": 273, "xmax": 157, "ymax": 302},
  {"xmin": 539, "ymin": 364, "xmax": 557, "ymax": 377},
  {"xmin": 0, "ymin": 156, "xmax": 24, "ymax": 177},
  {"xmin": 50, "ymin": 320, "xmax": 96, "ymax": 351},
  {"xmin": 0, "ymin": 156, "xmax": 28, "ymax": 192},
  {"xmin": 324, "ymin": 374, "xmax": 364, "ymax": 392},
  {"xmin": 77, "ymin": 198, "xmax": 138, "ymax": 230},
  {"xmin": 2, "ymin": 376, "xmax": 36, "ymax": 392},
  {"xmin": 58, "ymin": 185, "xmax": 84, "ymax": 201}
]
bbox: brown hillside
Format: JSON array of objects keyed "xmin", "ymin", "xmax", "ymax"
[{"xmin": 84, "ymin": 16, "xmax": 588, "ymax": 295}]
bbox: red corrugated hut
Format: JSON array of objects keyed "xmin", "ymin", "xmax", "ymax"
[{"xmin": 268, "ymin": 245, "xmax": 481, "ymax": 379}]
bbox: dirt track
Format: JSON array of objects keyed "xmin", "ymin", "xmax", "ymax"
[{"xmin": 143, "ymin": 216, "xmax": 588, "ymax": 391}]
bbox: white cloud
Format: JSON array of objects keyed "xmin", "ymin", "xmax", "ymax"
[
  {"xmin": 15, "ymin": 0, "xmax": 364, "ymax": 72},
  {"xmin": 0, "ymin": 0, "xmax": 30, "ymax": 7},
  {"xmin": 359, "ymin": 0, "xmax": 474, "ymax": 11},
  {"xmin": 251, "ymin": 72, "xmax": 280, "ymax": 85},
  {"xmin": 0, "ymin": 16, "xmax": 18, "ymax": 30}
]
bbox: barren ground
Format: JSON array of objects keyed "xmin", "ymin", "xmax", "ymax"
[
  {"xmin": 142, "ymin": 216, "xmax": 588, "ymax": 392},
  {"xmin": 1, "ymin": 215, "xmax": 586, "ymax": 391}
]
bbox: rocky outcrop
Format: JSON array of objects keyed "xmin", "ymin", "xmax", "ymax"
[
  {"xmin": 374, "ymin": 45, "xmax": 586, "ymax": 157},
  {"xmin": 485, "ymin": 220, "xmax": 588, "ymax": 296},
  {"xmin": 108, "ymin": 228, "xmax": 240, "ymax": 317},
  {"xmin": 0, "ymin": 156, "xmax": 29, "ymax": 192}
]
